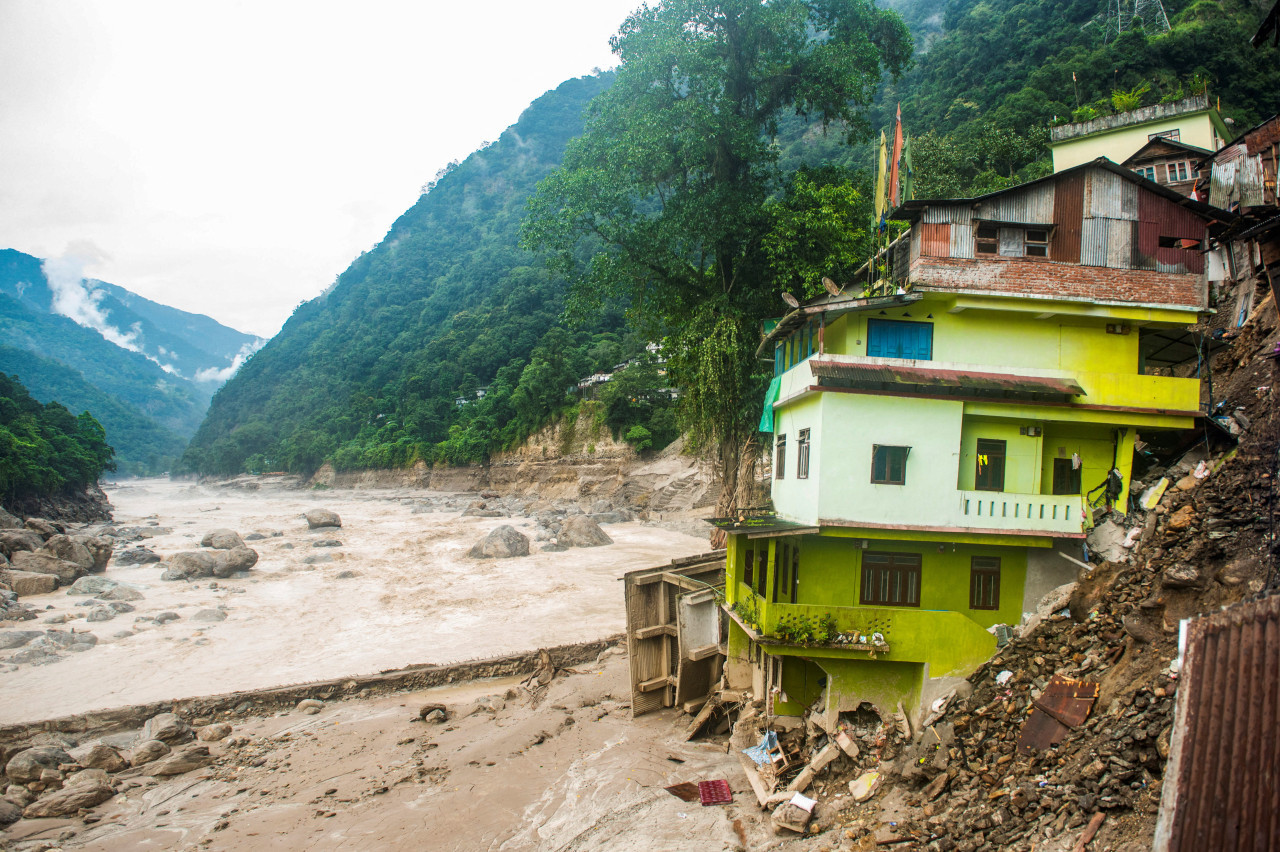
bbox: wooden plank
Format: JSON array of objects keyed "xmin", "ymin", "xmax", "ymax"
[
  {"xmin": 686, "ymin": 643, "xmax": 723, "ymax": 662},
  {"xmin": 662, "ymin": 572, "xmax": 706, "ymax": 591},
  {"xmin": 635, "ymin": 624, "xmax": 677, "ymax": 640},
  {"xmin": 639, "ymin": 675, "xmax": 675, "ymax": 693},
  {"xmin": 634, "ymin": 572, "xmax": 668, "ymax": 586},
  {"xmin": 682, "ymin": 697, "xmax": 709, "ymax": 714},
  {"xmin": 737, "ymin": 753, "xmax": 772, "ymax": 810}
]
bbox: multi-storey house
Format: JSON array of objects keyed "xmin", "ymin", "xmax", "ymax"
[{"xmin": 714, "ymin": 160, "xmax": 1218, "ymax": 727}]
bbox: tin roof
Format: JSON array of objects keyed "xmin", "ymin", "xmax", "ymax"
[
  {"xmin": 755, "ymin": 293, "xmax": 922, "ymax": 360},
  {"xmin": 808, "ymin": 360, "xmax": 1085, "ymax": 398},
  {"xmin": 1154, "ymin": 593, "xmax": 1280, "ymax": 851},
  {"xmin": 707, "ymin": 516, "xmax": 819, "ymax": 539}
]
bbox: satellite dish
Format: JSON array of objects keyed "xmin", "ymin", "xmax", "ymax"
[
  {"xmin": 782, "ymin": 292, "xmax": 800, "ymax": 309},
  {"xmin": 822, "ymin": 277, "xmax": 841, "ymax": 297}
]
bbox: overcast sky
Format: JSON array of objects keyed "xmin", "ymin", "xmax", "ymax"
[{"xmin": 0, "ymin": 0, "xmax": 640, "ymax": 338}]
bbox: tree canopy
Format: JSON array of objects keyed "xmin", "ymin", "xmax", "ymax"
[
  {"xmin": 0, "ymin": 373, "xmax": 114, "ymax": 503},
  {"xmin": 523, "ymin": 0, "xmax": 910, "ymax": 516}
]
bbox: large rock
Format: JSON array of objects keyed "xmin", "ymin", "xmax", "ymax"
[
  {"xmin": 42, "ymin": 535, "xmax": 95, "ymax": 571},
  {"xmin": 113, "ymin": 547, "xmax": 161, "ymax": 566},
  {"xmin": 77, "ymin": 536, "xmax": 114, "ymax": 572},
  {"xmin": 467, "ymin": 525, "xmax": 530, "ymax": 559},
  {"xmin": 558, "ymin": 515, "xmax": 614, "ymax": 548},
  {"xmin": 0, "ymin": 798, "xmax": 20, "ymax": 826},
  {"xmin": 24, "ymin": 518, "xmax": 61, "ymax": 540},
  {"xmin": 0, "ymin": 529, "xmax": 45, "ymax": 558},
  {"xmin": 0, "ymin": 507, "xmax": 22, "ymax": 529},
  {"xmin": 160, "ymin": 551, "xmax": 219, "ymax": 581},
  {"xmin": 22, "ymin": 781, "xmax": 115, "ymax": 818},
  {"xmin": 11, "ymin": 551, "xmax": 83, "ymax": 584},
  {"xmin": 213, "ymin": 546, "xmax": 258, "ymax": 577},
  {"xmin": 0, "ymin": 570, "xmax": 58, "ymax": 597},
  {"xmin": 304, "ymin": 510, "xmax": 342, "ymax": 529},
  {"xmin": 66, "ymin": 576, "xmax": 118, "ymax": 596},
  {"xmin": 147, "ymin": 744, "xmax": 212, "ymax": 776},
  {"xmin": 68, "ymin": 744, "xmax": 127, "ymax": 773},
  {"xmin": 98, "ymin": 584, "xmax": 144, "ymax": 602},
  {"xmin": 5, "ymin": 746, "xmax": 71, "ymax": 784},
  {"xmin": 1163, "ymin": 562, "xmax": 1201, "ymax": 589},
  {"xmin": 201, "ymin": 529, "xmax": 245, "ymax": 550},
  {"xmin": 127, "ymin": 740, "xmax": 170, "ymax": 765},
  {"xmin": 142, "ymin": 712, "xmax": 193, "ymax": 744},
  {"xmin": 0, "ymin": 630, "xmax": 42, "ymax": 650}
]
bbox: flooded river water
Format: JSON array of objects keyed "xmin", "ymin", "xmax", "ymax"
[{"xmin": 1, "ymin": 478, "xmax": 711, "ymax": 724}]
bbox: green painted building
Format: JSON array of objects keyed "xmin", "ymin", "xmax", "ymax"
[{"xmin": 717, "ymin": 162, "xmax": 1218, "ymax": 728}]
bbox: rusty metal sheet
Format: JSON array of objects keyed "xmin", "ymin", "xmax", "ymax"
[
  {"xmin": 1051, "ymin": 171, "xmax": 1084, "ymax": 263},
  {"xmin": 1106, "ymin": 218, "xmax": 1135, "ymax": 269},
  {"xmin": 1087, "ymin": 169, "xmax": 1137, "ymax": 220},
  {"xmin": 1016, "ymin": 675, "xmax": 1099, "ymax": 755},
  {"xmin": 1155, "ymin": 594, "xmax": 1280, "ymax": 852},
  {"xmin": 920, "ymin": 223, "xmax": 950, "ymax": 257},
  {"xmin": 974, "ymin": 182, "xmax": 1055, "ymax": 224},
  {"xmin": 809, "ymin": 359, "xmax": 1084, "ymax": 396},
  {"xmin": 1080, "ymin": 217, "xmax": 1110, "ymax": 267}
]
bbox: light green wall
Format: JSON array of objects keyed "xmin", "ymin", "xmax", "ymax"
[
  {"xmin": 814, "ymin": 658, "xmax": 923, "ymax": 721},
  {"xmin": 775, "ymin": 656, "xmax": 827, "ymax": 715},
  {"xmin": 1039, "ymin": 423, "xmax": 1120, "ymax": 501},
  {"xmin": 1050, "ymin": 110, "xmax": 1224, "ymax": 171},
  {"xmin": 771, "ymin": 394, "xmax": 823, "ymax": 523}
]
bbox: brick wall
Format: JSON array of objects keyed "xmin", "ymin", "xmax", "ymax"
[{"xmin": 909, "ymin": 255, "xmax": 1206, "ymax": 309}]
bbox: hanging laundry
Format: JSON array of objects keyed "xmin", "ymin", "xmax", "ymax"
[{"xmin": 1071, "ymin": 453, "xmax": 1082, "ymax": 470}]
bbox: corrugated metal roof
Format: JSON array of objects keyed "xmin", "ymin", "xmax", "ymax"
[
  {"xmin": 1052, "ymin": 172, "xmax": 1084, "ymax": 263},
  {"xmin": 923, "ymin": 204, "xmax": 972, "ymax": 225},
  {"xmin": 1081, "ymin": 217, "xmax": 1110, "ymax": 267},
  {"xmin": 1154, "ymin": 594, "xmax": 1280, "ymax": 852},
  {"xmin": 921, "ymin": 223, "xmax": 950, "ymax": 258},
  {"xmin": 950, "ymin": 223, "xmax": 975, "ymax": 259},
  {"xmin": 808, "ymin": 360, "xmax": 1085, "ymax": 397},
  {"xmin": 974, "ymin": 182, "xmax": 1056, "ymax": 225},
  {"xmin": 1087, "ymin": 169, "xmax": 1139, "ymax": 220}
]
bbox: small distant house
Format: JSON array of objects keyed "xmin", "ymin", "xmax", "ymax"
[
  {"xmin": 1122, "ymin": 136, "xmax": 1214, "ymax": 198},
  {"xmin": 713, "ymin": 161, "xmax": 1220, "ymax": 728},
  {"xmin": 1050, "ymin": 94, "xmax": 1232, "ymax": 173}
]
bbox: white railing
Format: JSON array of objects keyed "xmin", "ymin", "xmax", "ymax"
[{"xmin": 957, "ymin": 490, "xmax": 1086, "ymax": 534}]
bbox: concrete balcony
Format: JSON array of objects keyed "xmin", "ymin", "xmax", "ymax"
[
  {"xmin": 727, "ymin": 595, "xmax": 996, "ymax": 679},
  {"xmin": 956, "ymin": 490, "xmax": 1086, "ymax": 535}
]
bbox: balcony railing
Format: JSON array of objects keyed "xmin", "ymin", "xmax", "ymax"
[
  {"xmin": 958, "ymin": 490, "xmax": 1086, "ymax": 534},
  {"xmin": 729, "ymin": 594, "xmax": 997, "ymax": 679}
]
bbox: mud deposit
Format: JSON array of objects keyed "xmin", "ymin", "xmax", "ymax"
[{"xmin": 1, "ymin": 479, "xmax": 711, "ymax": 724}]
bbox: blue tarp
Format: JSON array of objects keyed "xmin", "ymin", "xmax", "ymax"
[
  {"xmin": 759, "ymin": 376, "xmax": 781, "ymax": 433},
  {"xmin": 742, "ymin": 730, "xmax": 779, "ymax": 766}
]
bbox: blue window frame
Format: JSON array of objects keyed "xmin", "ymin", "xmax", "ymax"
[{"xmin": 867, "ymin": 319, "xmax": 933, "ymax": 360}]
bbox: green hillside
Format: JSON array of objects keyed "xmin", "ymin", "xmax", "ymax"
[
  {"xmin": 183, "ymin": 74, "xmax": 675, "ymax": 477},
  {"xmin": 0, "ymin": 372, "xmax": 114, "ymax": 503}
]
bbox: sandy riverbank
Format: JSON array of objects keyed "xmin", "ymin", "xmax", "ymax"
[{"xmin": 1, "ymin": 477, "xmax": 712, "ymax": 724}]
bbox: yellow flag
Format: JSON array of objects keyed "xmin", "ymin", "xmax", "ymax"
[{"xmin": 874, "ymin": 130, "xmax": 888, "ymax": 225}]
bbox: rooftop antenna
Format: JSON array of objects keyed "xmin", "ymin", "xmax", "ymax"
[
  {"xmin": 781, "ymin": 292, "xmax": 800, "ymax": 309},
  {"xmin": 822, "ymin": 277, "xmax": 842, "ymax": 297}
]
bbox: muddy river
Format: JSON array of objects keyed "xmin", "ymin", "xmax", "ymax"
[{"xmin": 1, "ymin": 478, "xmax": 712, "ymax": 724}]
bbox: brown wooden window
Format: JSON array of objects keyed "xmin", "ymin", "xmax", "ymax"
[
  {"xmin": 775, "ymin": 434, "xmax": 786, "ymax": 479},
  {"xmin": 975, "ymin": 439, "xmax": 1006, "ymax": 492},
  {"xmin": 861, "ymin": 552, "xmax": 921, "ymax": 607},
  {"xmin": 1052, "ymin": 457, "xmax": 1081, "ymax": 495},
  {"xmin": 871, "ymin": 445, "xmax": 909, "ymax": 485},
  {"xmin": 975, "ymin": 224, "xmax": 998, "ymax": 255},
  {"xmin": 1166, "ymin": 161, "xmax": 1189, "ymax": 182},
  {"xmin": 797, "ymin": 429, "xmax": 811, "ymax": 479},
  {"xmin": 970, "ymin": 556, "xmax": 1001, "ymax": 610},
  {"xmin": 1025, "ymin": 229, "xmax": 1049, "ymax": 257}
]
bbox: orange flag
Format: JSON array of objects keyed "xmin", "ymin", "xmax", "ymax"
[{"xmin": 888, "ymin": 103, "xmax": 904, "ymax": 209}]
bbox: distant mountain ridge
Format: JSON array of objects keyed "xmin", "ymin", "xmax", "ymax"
[{"xmin": 0, "ymin": 248, "xmax": 261, "ymax": 474}]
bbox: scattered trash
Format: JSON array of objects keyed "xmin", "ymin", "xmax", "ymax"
[
  {"xmin": 1140, "ymin": 477, "xmax": 1169, "ymax": 510},
  {"xmin": 849, "ymin": 770, "xmax": 882, "ymax": 802},
  {"xmin": 771, "ymin": 791, "xmax": 815, "ymax": 833},
  {"xmin": 995, "ymin": 670, "xmax": 1013, "ymax": 685},
  {"xmin": 742, "ymin": 730, "xmax": 779, "ymax": 767}
]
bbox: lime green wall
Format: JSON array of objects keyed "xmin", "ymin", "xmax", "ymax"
[
  {"xmin": 1039, "ymin": 423, "xmax": 1121, "ymax": 501},
  {"xmin": 957, "ymin": 417, "xmax": 1042, "ymax": 492},
  {"xmin": 774, "ymin": 656, "xmax": 827, "ymax": 715},
  {"xmin": 772, "ymin": 394, "xmax": 823, "ymax": 522},
  {"xmin": 814, "ymin": 658, "xmax": 923, "ymax": 721}
]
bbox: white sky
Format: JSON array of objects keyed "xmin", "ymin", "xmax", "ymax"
[{"xmin": 0, "ymin": 0, "xmax": 640, "ymax": 338}]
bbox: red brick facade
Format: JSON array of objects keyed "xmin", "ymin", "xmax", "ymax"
[{"xmin": 909, "ymin": 255, "xmax": 1206, "ymax": 310}]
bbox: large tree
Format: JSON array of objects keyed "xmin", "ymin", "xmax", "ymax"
[{"xmin": 523, "ymin": 0, "xmax": 910, "ymax": 532}]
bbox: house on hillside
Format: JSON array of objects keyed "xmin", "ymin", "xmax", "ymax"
[
  {"xmin": 1194, "ymin": 114, "xmax": 1280, "ymax": 326},
  {"xmin": 712, "ymin": 160, "xmax": 1220, "ymax": 728},
  {"xmin": 1121, "ymin": 136, "xmax": 1214, "ymax": 198},
  {"xmin": 1049, "ymin": 94, "xmax": 1232, "ymax": 173}
]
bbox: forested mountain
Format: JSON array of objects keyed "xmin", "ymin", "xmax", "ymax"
[
  {"xmin": 183, "ymin": 74, "xmax": 678, "ymax": 477},
  {"xmin": 0, "ymin": 248, "xmax": 261, "ymax": 474},
  {"xmin": 0, "ymin": 372, "xmax": 114, "ymax": 503},
  {"xmin": 184, "ymin": 0, "xmax": 1280, "ymax": 478}
]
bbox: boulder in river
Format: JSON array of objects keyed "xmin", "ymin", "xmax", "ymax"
[
  {"xmin": 142, "ymin": 712, "xmax": 193, "ymax": 744},
  {"xmin": 127, "ymin": 739, "xmax": 170, "ymax": 765},
  {"xmin": 0, "ymin": 529, "xmax": 45, "ymax": 558},
  {"xmin": 0, "ymin": 630, "xmax": 42, "ymax": 650},
  {"xmin": 305, "ymin": 509, "xmax": 341, "ymax": 529},
  {"xmin": 0, "ymin": 569, "xmax": 58, "ymax": 597},
  {"xmin": 10, "ymin": 551, "xmax": 83, "ymax": 585},
  {"xmin": 148, "ymin": 744, "xmax": 212, "ymax": 776},
  {"xmin": 160, "ymin": 551, "xmax": 219, "ymax": 581},
  {"xmin": 558, "ymin": 515, "xmax": 614, "ymax": 548},
  {"xmin": 78, "ymin": 535, "xmax": 114, "ymax": 572},
  {"xmin": 201, "ymin": 528, "xmax": 245, "ymax": 550},
  {"xmin": 466, "ymin": 525, "xmax": 529, "ymax": 559},
  {"xmin": 98, "ymin": 584, "xmax": 144, "ymax": 602},
  {"xmin": 66, "ymin": 576, "xmax": 118, "ymax": 596},
  {"xmin": 24, "ymin": 518, "xmax": 61, "ymax": 540},
  {"xmin": 113, "ymin": 546, "xmax": 161, "ymax": 566},
  {"xmin": 213, "ymin": 545, "xmax": 258, "ymax": 577},
  {"xmin": 42, "ymin": 534, "xmax": 95, "ymax": 571},
  {"xmin": 68, "ymin": 743, "xmax": 127, "ymax": 773},
  {"xmin": 5, "ymin": 746, "xmax": 71, "ymax": 784},
  {"xmin": 0, "ymin": 507, "xmax": 22, "ymax": 529}
]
